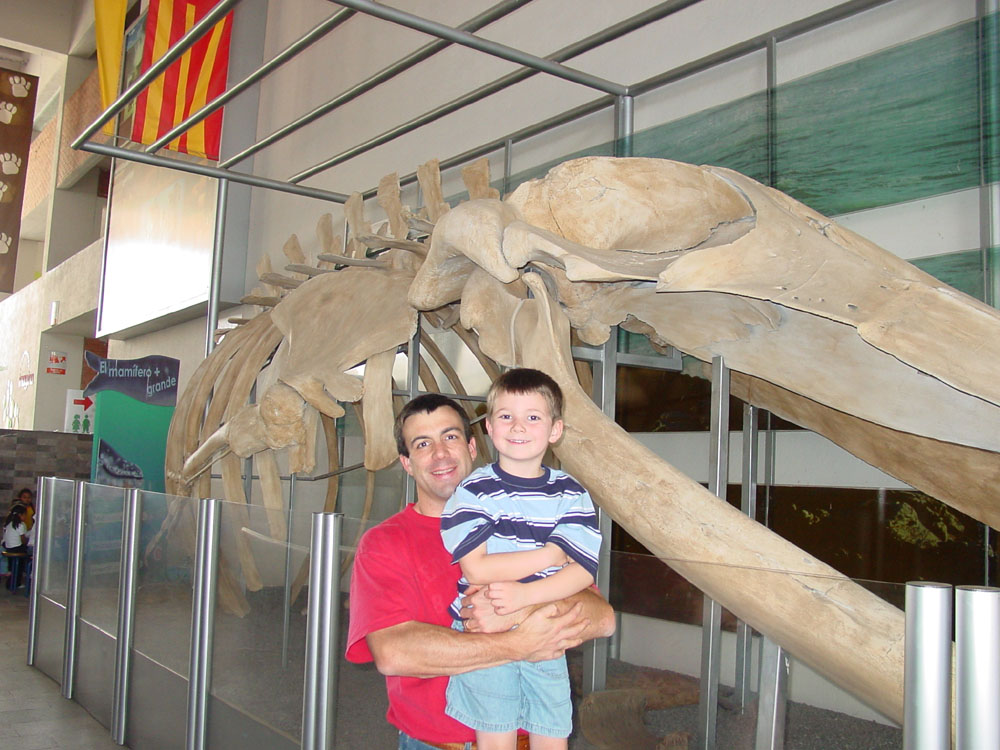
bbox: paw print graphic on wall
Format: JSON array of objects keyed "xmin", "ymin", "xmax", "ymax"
[
  {"xmin": 0, "ymin": 153, "xmax": 21, "ymax": 175},
  {"xmin": 9, "ymin": 76, "xmax": 31, "ymax": 98},
  {"xmin": 0, "ymin": 232, "xmax": 11, "ymax": 254},
  {"xmin": 0, "ymin": 102, "xmax": 16, "ymax": 125},
  {"xmin": 0, "ymin": 181, "xmax": 8, "ymax": 203}
]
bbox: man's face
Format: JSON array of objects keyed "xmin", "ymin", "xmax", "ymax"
[{"xmin": 398, "ymin": 406, "xmax": 476, "ymax": 514}]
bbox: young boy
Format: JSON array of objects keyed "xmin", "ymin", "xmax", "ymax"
[{"xmin": 441, "ymin": 368, "xmax": 601, "ymax": 750}]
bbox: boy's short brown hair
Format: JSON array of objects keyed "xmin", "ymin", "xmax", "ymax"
[{"xmin": 486, "ymin": 368, "xmax": 563, "ymax": 421}]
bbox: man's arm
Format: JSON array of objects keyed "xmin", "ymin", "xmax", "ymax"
[
  {"xmin": 367, "ymin": 601, "xmax": 589, "ymax": 678},
  {"xmin": 462, "ymin": 584, "xmax": 615, "ymax": 642}
]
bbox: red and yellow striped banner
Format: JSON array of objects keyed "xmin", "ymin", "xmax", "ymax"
[{"xmin": 131, "ymin": 0, "xmax": 232, "ymax": 160}]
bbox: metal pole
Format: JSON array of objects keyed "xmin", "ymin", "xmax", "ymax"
[
  {"xmin": 903, "ymin": 581, "xmax": 952, "ymax": 750},
  {"xmin": 735, "ymin": 404, "xmax": 759, "ymax": 713},
  {"xmin": 698, "ymin": 355, "xmax": 730, "ymax": 750},
  {"xmin": 27, "ymin": 475, "xmax": 51, "ymax": 666},
  {"xmin": 978, "ymin": 0, "xmax": 1000, "ymax": 309},
  {"xmin": 220, "ymin": 0, "xmax": 530, "ymax": 169},
  {"xmin": 206, "ymin": 178, "xmax": 228, "ymax": 356},
  {"xmin": 61, "ymin": 481, "xmax": 87, "ymax": 699},
  {"xmin": 146, "ymin": 8, "xmax": 356, "ymax": 154},
  {"xmin": 766, "ymin": 35, "xmax": 777, "ymax": 187},
  {"xmin": 615, "ymin": 95, "xmax": 634, "ymax": 157},
  {"xmin": 503, "ymin": 138, "xmax": 513, "ymax": 197},
  {"xmin": 754, "ymin": 637, "xmax": 788, "ymax": 750},
  {"xmin": 404, "ymin": 322, "xmax": 422, "ymax": 506},
  {"xmin": 112, "ymin": 489, "xmax": 143, "ymax": 745},
  {"xmin": 186, "ymin": 498, "xmax": 221, "ymax": 750},
  {"xmin": 75, "ymin": 141, "xmax": 350, "ymax": 204},
  {"xmin": 582, "ymin": 332, "xmax": 617, "ymax": 694},
  {"xmin": 301, "ymin": 512, "xmax": 344, "ymax": 750},
  {"xmin": 282, "ymin": 474, "xmax": 297, "ymax": 668},
  {"xmin": 325, "ymin": 0, "xmax": 626, "ymax": 96},
  {"xmin": 302, "ymin": 0, "xmax": 700, "ymax": 180},
  {"xmin": 955, "ymin": 585, "xmax": 1000, "ymax": 749},
  {"xmin": 74, "ymin": 0, "xmax": 241, "ymax": 146}
]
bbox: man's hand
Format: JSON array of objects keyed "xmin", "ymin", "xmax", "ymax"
[
  {"xmin": 462, "ymin": 585, "xmax": 524, "ymax": 633},
  {"xmin": 510, "ymin": 601, "xmax": 588, "ymax": 662},
  {"xmin": 486, "ymin": 581, "xmax": 532, "ymax": 615}
]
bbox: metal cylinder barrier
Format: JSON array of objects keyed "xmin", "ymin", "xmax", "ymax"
[
  {"xmin": 301, "ymin": 512, "xmax": 344, "ymax": 750},
  {"xmin": 754, "ymin": 637, "xmax": 788, "ymax": 750},
  {"xmin": 26, "ymin": 475, "xmax": 52, "ymax": 667},
  {"xmin": 955, "ymin": 585, "xmax": 1000, "ymax": 749},
  {"xmin": 186, "ymin": 497, "xmax": 221, "ymax": 750},
  {"xmin": 112, "ymin": 488, "xmax": 142, "ymax": 745},
  {"xmin": 61, "ymin": 480, "xmax": 87, "ymax": 699},
  {"xmin": 903, "ymin": 581, "xmax": 952, "ymax": 750}
]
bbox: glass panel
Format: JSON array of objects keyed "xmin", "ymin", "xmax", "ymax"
[
  {"xmin": 208, "ymin": 500, "xmax": 303, "ymax": 741},
  {"xmin": 132, "ymin": 489, "xmax": 195, "ymax": 678},
  {"xmin": 40, "ymin": 477, "xmax": 77, "ymax": 604},
  {"xmin": 79, "ymin": 483, "xmax": 125, "ymax": 633},
  {"xmin": 603, "ymin": 550, "xmax": 906, "ymax": 748}
]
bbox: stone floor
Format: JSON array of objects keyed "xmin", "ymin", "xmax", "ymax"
[{"xmin": 0, "ymin": 591, "xmax": 120, "ymax": 750}]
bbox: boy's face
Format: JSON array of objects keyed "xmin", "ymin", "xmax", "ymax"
[{"xmin": 485, "ymin": 390, "xmax": 563, "ymax": 477}]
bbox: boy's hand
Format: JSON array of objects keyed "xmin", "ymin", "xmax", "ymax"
[
  {"xmin": 461, "ymin": 585, "xmax": 525, "ymax": 633},
  {"xmin": 485, "ymin": 581, "xmax": 533, "ymax": 615}
]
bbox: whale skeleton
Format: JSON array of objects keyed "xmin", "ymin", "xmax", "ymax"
[{"xmin": 160, "ymin": 155, "xmax": 1000, "ymax": 724}]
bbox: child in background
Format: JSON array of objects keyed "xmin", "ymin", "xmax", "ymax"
[{"xmin": 441, "ymin": 368, "xmax": 601, "ymax": 750}]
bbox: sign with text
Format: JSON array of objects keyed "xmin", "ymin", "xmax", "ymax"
[{"xmin": 84, "ymin": 353, "xmax": 179, "ymax": 491}]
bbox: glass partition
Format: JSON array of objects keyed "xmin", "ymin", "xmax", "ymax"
[
  {"xmin": 599, "ymin": 549, "xmax": 906, "ymax": 749},
  {"xmin": 40, "ymin": 477, "xmax": 77, "ymax": 604},
  {"xmin": 132, "ymin": 489, "xmax": 196, "ymax": 677},
  {"xmin": 79, "ymin": 483, "xmax": 126, "ymax": 634}
]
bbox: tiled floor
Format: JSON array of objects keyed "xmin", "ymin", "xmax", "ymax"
[{"xmin": 0, "ymin": 591, "xmax": 121, "ymax": 750}]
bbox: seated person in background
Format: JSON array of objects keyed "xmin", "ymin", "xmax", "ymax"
[
  {"xmin": 16, "ymin": 488, "xmax": 34, "ymax": 530},
  {"xmin": 441, "ymin": 369, "xmax": 602, "ymax": 750},
  {"xmin": 2, "ymin": 503, "xmax": 29, "ymax": 590}
]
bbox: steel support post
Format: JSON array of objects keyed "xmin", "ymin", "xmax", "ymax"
[
  {"xmin": 903, "ymin": 582, "xmax": 952, "ymax": 750},
  {"xmin": 282, "ymin": 474, "xmax": 297, "ymax": 668},
  {"xmin": 61, "ymin": 481, "xmax": 87, "ymax": 699},
  {"xmin": 734, "ymin": 404, "xmax": 759, "ymax": 713},
  {"xmin": 978, "ymin": 0, "xmax": 1000, "ymax": 308},
  {"xmin": 754, "ymin": 637, "xmax": 788, "ymax": 750},
  {"xmin": 582, "ymin": 331, "xmax": 617, "ymax": 693},
  {"xmin": 186, "ymin": 497, "xmax": 221, "ymax": 750},
  {"xmin": 206, "ymin": 178, "xmax": 228, "ymax": 356},
  {"xmin": 955, "ymin": 585, "xmax": 1000, "ymax": 749},
  {"xmin": 503, "ymin": 138, "xmax": 513, "ymax": 197},
  {"xmin": 27, "ymin": 476, "xmax": 51, "ymax": 666},
  {"xmin": 404, "ymin": 322, "xmax": 422, "ymax": 506},
  {"xmin": 301, "ymin": 512, "xmax": 344, "ymax": 750},
  {"xmin": 615, "ymin": 95, "xmax": 633, "ymax": 157},
  {"xmin": 697, "ymin": 355, "xmax": 730, "ymax": 750},
  {"xmin": 112, "ymin": 489, "xmax": 142, "ymax": 745}
]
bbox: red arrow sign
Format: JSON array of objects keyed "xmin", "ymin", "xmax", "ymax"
[{"xmin": 73, "ymin": 396, "xmax": 94, "ymax": 410}]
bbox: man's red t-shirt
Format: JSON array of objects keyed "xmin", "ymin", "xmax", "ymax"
[{"xmin": 346, "ymin": 504, "xmax": 476, "ymax": 743}]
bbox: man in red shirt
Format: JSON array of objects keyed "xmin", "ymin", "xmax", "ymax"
[{"xmin": 346, "ymin": 394, "xmax": 615, "ymax": 750}]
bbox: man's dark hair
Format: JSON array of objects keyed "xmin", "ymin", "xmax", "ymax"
[
  {"xmin": 487, "ymin": 368, "xmax": 563, "ymax": 421},
  {"xmin": 394, "ymin": 393, "xmax": 472, "ymax": 457}
]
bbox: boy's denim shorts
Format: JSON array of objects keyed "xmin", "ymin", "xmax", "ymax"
[{"xmin": 445, "ymin": 657, "xmax": 571, "ymax": 738}]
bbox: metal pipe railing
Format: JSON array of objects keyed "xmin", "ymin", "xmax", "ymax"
[
  {"xmin": 146, "ymin": 7, "xmax": 357, "ymax": 155},
  {"xmin": 301, "ymin": 512, "xmax": 344, "ymax": 750},
  {"xmin": 186, "ymin": 497, "xmax": 221, "ymax": 750},
  {"xmin": 903, "ymin": 582, "xmax": 952, "ymax": 750},
  {"xmin": 955, "ymin": 585, "xmax": 1000, "ymax": 748},
  {"xmin": 112, "ymin": 488, "xmax": 143, "ymax": 745},
  {"xmin": 220, "ymin": 0, "xmax": 532, "ymax": 169},
  {"xmin": 73, "ymin": 0, "xmax": 241, "ymax": 147},
  {"xmin": 61, "ymin": 481, "xmax": 87, "ymax": 699}
]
